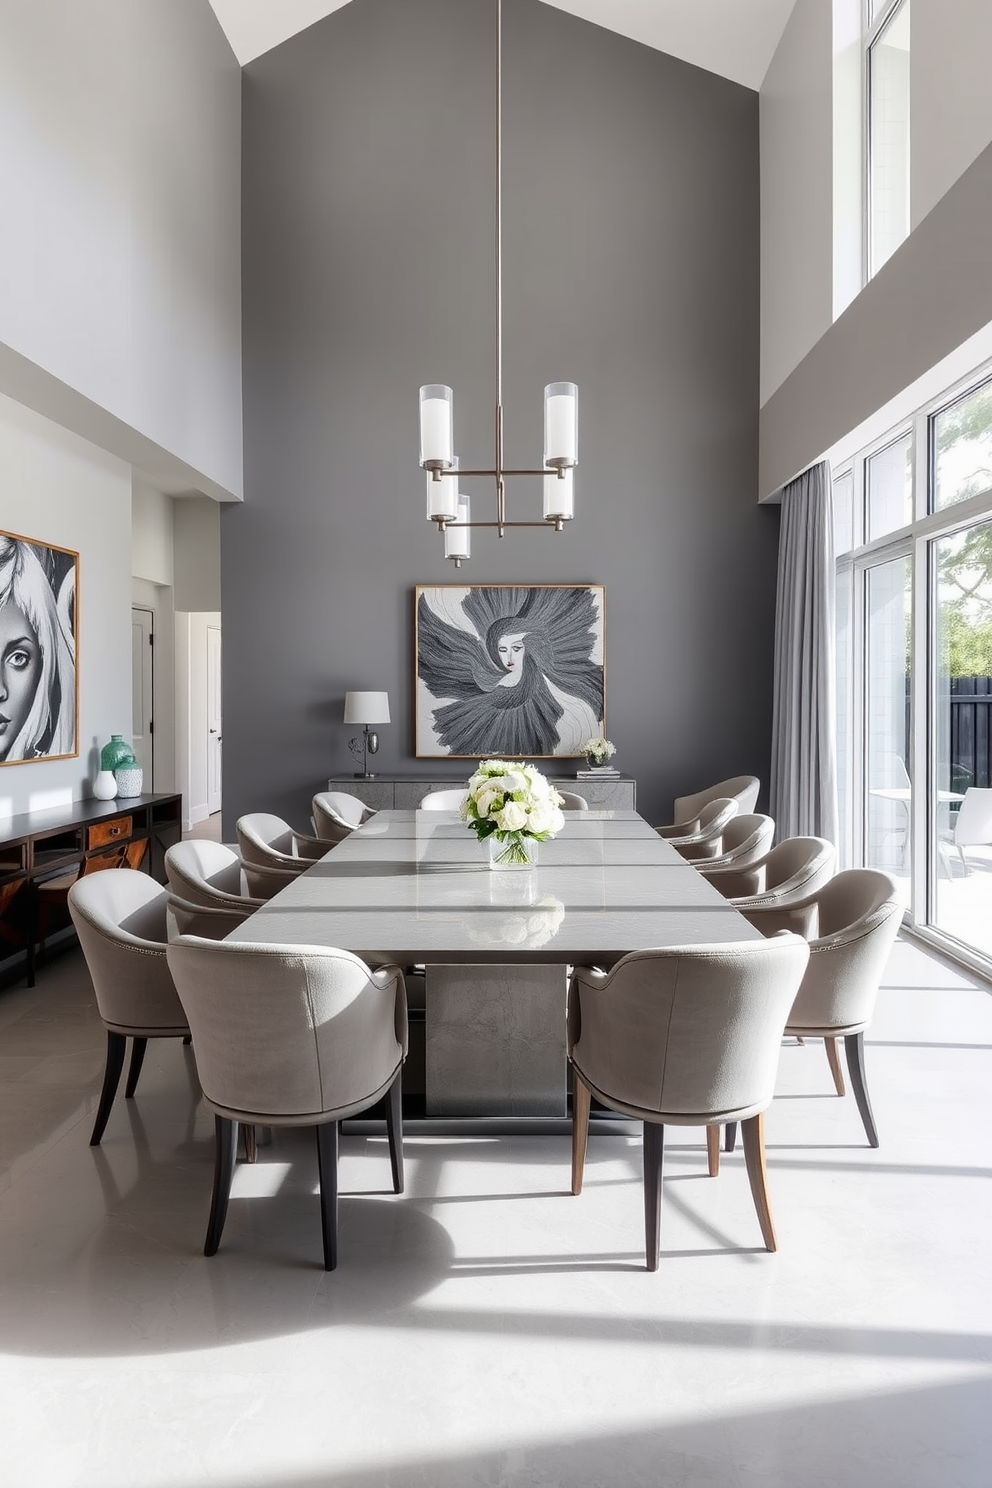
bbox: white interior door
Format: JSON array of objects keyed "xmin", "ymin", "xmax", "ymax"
[
  {"xmin": 207, "ymin": 623, "xmax": 222, "ymax": 814},
  {"xmin": 131, "ymin": 606, "xmax": 154, "ymax": 783}
]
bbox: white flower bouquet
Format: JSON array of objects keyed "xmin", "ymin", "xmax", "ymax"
[
  {"xmin": 581, "ymin": 736, "xmax": 616, "ymax": 767},
  {"xmin": 462, "ymin": 759, "xmax": 565, "ymax": 868}
]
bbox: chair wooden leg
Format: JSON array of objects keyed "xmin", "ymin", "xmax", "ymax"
[
  {"xmin": 124, "ymin": 1037, "xmax": 147, "ymax": 1098},
  {"xmin": 844, "ymin": 1031, "xmax": 879, "ymax": 1148},
  {"xmin": 316, "ymin": 1121, "xmax": 339, "ymax": 1271},
  {"xmin": 570, "ymin": 1073, "xmax": 591, "ymax": 1195},
  {"xmin": 706, "ymin": 1124, "xmax": 721, "ymax": 1177},
  {"xmin": 824, "ymin": 1036, "xmax": 846, "ymax": 1096},
  {"xmin": 204, "ymin": 1115, "xmax": 239, "ymax": 1257},
  {"xmin": 643, "ymin": 1121, "xmax": 665, "ymax": 1271},
  {"xmin": 90, "ymin": 1031, "xmax": 127, "ymax": 1145},
  {"xmin": 385, "ymin": 1068, "xmax": 404, "ymax": 1193},
  {"xmin": 741, "ymin": 1112, "xmax": 777, "ymax": 1252},
  {"xmin": 725, "ymin": 1121, "xmax": 738, "ymax": 1153},
  {"xmin": 242, "ymin": 1124, "xmax": 257, "ymax": 1164}
]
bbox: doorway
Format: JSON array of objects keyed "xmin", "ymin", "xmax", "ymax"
[
  {"xmin": 131, "ymin": 606, "xmax": 154, "ymax": 783},
  {"xmin": 207, "ymin": 623, "xmax": 222, "ymax": 816}
]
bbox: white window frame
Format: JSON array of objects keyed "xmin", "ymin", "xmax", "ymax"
[{"xmin": 864, "ymin": 0, "xmax": 911, "ymax": 284}]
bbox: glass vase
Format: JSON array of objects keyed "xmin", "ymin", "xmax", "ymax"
[{"xmin": 487, "ymin": 833, "xmax": 538, "ymax": 870}]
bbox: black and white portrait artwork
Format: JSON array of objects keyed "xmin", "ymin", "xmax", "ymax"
[
  {"xmin": 0, "ymin": 531, "xmax": 77, "ymax": 766},
  {"xmin": 416, "ymin": 585, "xmax": 605, "ymax": 758}
]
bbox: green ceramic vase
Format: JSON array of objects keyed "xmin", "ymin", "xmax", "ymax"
[{"xmin": 100, "ymin": 734, "xmax": 136, "ymax": 771}]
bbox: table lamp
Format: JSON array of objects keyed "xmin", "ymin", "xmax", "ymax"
[{"xmin": 344, "ymin": 691, "xmax": 390, "ymax": 778}]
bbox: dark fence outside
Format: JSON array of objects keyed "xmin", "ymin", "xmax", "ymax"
[{"xmin": 949, "ymin": 677, "xmax": 992, "ymax": 791}]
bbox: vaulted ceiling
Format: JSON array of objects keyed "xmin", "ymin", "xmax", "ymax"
[{"xmin": 207, "ymin": 0, "xmax": 798, "ymax": 91}]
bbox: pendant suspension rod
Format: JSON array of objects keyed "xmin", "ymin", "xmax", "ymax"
[{"xmin": 495, "ymin": 0, "xmax": 506, "ymax": 536}]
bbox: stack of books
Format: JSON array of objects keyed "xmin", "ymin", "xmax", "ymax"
[{"xmin": 575, "ymin": 765, "xmax": 620, "ymax": 778}]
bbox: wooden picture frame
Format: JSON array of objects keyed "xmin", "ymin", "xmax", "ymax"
[
  {"xmin": 0, "ymin": 529, "xmax": 78, "ymax": 766},
  {"xmin": 415, "ymin": 583, "xmax": 605, "ymax": 759}
]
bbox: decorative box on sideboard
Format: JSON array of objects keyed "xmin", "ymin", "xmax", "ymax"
[{"xmin": 326, "ymin": 775, "xmax": 636, "ymax": 812}]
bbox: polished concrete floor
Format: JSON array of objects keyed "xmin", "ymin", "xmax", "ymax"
[{"xmin": 0, "ymin": 936, "xmax": 990, "ymax": 1487}]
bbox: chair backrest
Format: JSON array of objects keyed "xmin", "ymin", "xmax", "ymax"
[
  {"xmin": 569, "ymin": 934, "xmax": 809, "ymax": 1120},
  {"xmin": 953, "ymin": 787, "xmax": 992, "ymax": 847},
  {"xmin": 68, "ymin": 870, "xmax": 187, "ymax": 1034},
  {"xmin": 763, "ymin": 836, "xmax": 836, "ymax": 897},
  {"xmin": 166, "ymin": 894, "xmax": 252, "ymax": 941},
  {"xmin": 695, "ymin": 797, "xmax": 738, "ymax": 837},
  {"xmin": 236, "ymin": 813, "xmax": 310, "ymax": 868},
  {"xmin": 788, "ymin": 869, "xmax": 903, "ymax": 1034},
  {"xmin": 419, "ymin": 789, "xmax": 467, "ymax": 810},
  {"xmin": 312, "ymin": 790, "xmax": 369, "ymax": 841},
  {"xmin": 673, "ymin": 775, "xmax": 760, "ymax": 825},
  {"xmin": 239, "ymin": 857, "xmax": 301, "ymax": 901},
  {"xmin": 557, "ymin": 791, "xmax": 589, "ymax": 810},
  {"xmin": 711, "ymin": 813, "xmax": 775, "ymax": 867},
  {"xmin": 166, "ymin": 936, "xmax": 407, "ymax": 1122},
  {"xmin": 166, "ymin": 840, "xmax": 245, "ymax": 906}
]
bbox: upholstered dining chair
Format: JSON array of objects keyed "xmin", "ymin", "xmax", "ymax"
[
  {"xmin": 697, "ymin": 814, "xmax": 775, "ymax": 872},
  {"xmin": 166, "ymin": 894, "xmax": 253, "ymax": 941},
  {"xmin": 657, "ymin": 775, "xmax": 760, "ymax": 837},
  {"xmin": 663, "ymin": 798, "xmax": 739, "ymax": 860},
  {"xmin": 701, "ymin": 837, "xmax": 836, "ymax": 934},
  {"xmin": 721, "ymin": 869, "xmax": 903, "ymax": 1156},
  {"xmin": 312, "ymin": 790, "xmax": 375, "ymax": 843},
  {"xmin": 68, "ymin": 870, "xmax": 190, "ymax": 1145},
  {"xmin": 419, "ymin": 789, "xmax": 468, "ymax": 810},
  {"xmin": 557, "ymin": 791, "xmax": 589, "ymax": 810},
  {"xmin": 238, "ymin": 857, "xmax": 303, "ymax": 901},
  {"xmin": 166, "ymin": 936, "xmax": 407, "ymax": 1270},
  {"xmin": 568, "ymin": 933, "xmax": 810, "ymax": 1268},
  {"xmin": 236, "ymin": 813, "xmax": 326, "ymax": 874},
  {"xmin": 165, "ymin": 840, "xmax": 265, "ymax": 915}
]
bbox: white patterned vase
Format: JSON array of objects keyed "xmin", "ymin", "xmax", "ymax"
[{"xmin": 114, "ymin": 765, "xmax": 143, "ymax": 799}]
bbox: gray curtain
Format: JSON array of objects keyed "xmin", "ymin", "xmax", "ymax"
[{"xmin": 770, "ymin": 461, "xmax": 839, "ymax": 843}]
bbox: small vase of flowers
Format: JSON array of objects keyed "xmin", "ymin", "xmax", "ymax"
[
  {"xmin": 462, "ymin": 760, "xmax": 565, "ymax": 869},
  {"xmin": 582, "ymin": 736, "xmax": 616, "ymax": 770}
]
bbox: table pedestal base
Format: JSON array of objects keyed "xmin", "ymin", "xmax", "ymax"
[{"xmin": 425, "ymin": 964, "xmax": 568, "ymax": 1117}]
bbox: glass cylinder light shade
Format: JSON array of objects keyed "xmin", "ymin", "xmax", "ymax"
[
  {"xmin": 419, "ymin": 384, "xmax": 454, "ymax": 468},
  {"xmin": 544, "ymin": 467, "xmax": 574, "ymax": 521},
  {"xmin": 444, "ymin": 492, "xmax": 471, "ymax": 562},
  {"xmin": 427, "ymin": 456, "xmax": 459, "ymax": 521},
  {"xmin": 544, "ymin": 382, "xmax": 577, "ymax": 469}
]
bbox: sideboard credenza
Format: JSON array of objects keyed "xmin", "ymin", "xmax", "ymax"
[
  {"xmin": 0, "ymin": 792, "xmax": 182, "ymax": 987},
  {"xmin": 327, "ymin": 774, "xmax": 636, "ymax": 812}
]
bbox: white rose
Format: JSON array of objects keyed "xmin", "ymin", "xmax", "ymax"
[
  {"xmin": 497, "ymin": 800, "xmax": 528, "ymax": 831},
  {"xmin": 546, "ymin": 806, "xmax": 565, "ymax": 835},
  {"xmin": 501, "ymin": 770, "xmax": 529, "ymax": 798},
  {"xmin": 526, "ymin": 800, "xmax": 554, "ymax": 834},
  {"xmin": 475, "ymin": 786, "xmax": 504, "ymax": 818}
]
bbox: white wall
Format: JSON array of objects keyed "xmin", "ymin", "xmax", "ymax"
[
  {"xmin": 0, "ymin": 392, "xmax": 131, "ymax": 817},
  {"xmin": 174, "ymin": 499, "xmax": 221, "ymax": 612},
  {"xmin": 132, "ymin": 481, "xmax": 174, "ymax": 588},
  {"xmin": 0, "ymin": 0, "xmax": 243, "ymax": 502},
  {"xmin": 760, "ymin": 0, "xmax": 992, "ymax": 413},
  {"xmin": 759, "ymin": 0, "xmax": 833, "ymax": 404}
]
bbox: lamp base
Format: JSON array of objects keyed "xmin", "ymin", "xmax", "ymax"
[{"xmin": 354, "ymin": 772, "xmax": 377, "ymax": 779}]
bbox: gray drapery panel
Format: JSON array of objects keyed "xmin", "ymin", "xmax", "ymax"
[{"xmin": 770, "ymin": 461, "xmax": 839, "ymax": 843}]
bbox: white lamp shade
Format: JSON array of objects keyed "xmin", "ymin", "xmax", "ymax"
[
  {"xmin": 343, "ymin": 691, "xmax": 391, "ymax": 725},
  {"xmin": 419, "ymin": 384, "xmax": 454, "ymax": 467},
  {"xmin": 543, "ymin": 467, "xmax": 574, "ymax": 521},
  {"xmin": 544, "ymin": 382, "xmax": 578, "ymax": 468},
  {"xmin": 427, "ymin": 455, "xmax": 460, "ymax": 521},
  {"xmin": 444, "ymin": 493, "xmax": 471, "ymax": 560}
]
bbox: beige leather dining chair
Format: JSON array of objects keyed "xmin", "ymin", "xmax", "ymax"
[
  {"xmin": 658, "ymin": 775, "xmax": 761, "ymax": 836},
  {"xmin": 166, "ymin": 894, "xmax": 253, "ymax": 941},
  {"xmin": 165, "ymin": 840, "xmax": 265, "ymax": 916},
  {"xmin": 664, "ymin": 798, "xmax": 739, "ymax": 860},
  {"xmin": 699, "ymin": 814, "xmax": 775, "ymax": 872},
  {"xmin": 721, "ymin": 869, "xmax": 903, "ymax": 1157},
  {"xmin": 568, "ymin": 933, "xmax": 810, "ymax": 1268},
  {"xmin": 557, "ymin": 791, "xmax": 589, "ymax": 810},
  {"xmin": 701, "ymin": 837, "xmax": 836, "ymax": 934},
  {"xmin": 312, "ymin": 790, "xmax": 374, "ymax": 843},
  {"xmin": 68, "ymin": 870, "xmax": 190, "ymax": 1145},
  {"xmin": 236, "ymin": 813, "xmax": 326, "ymax": 874},
  {"xmin": 419, "ymin": 789, "xmax": 468, "ymax": 810},
  {"xmin": 166, "ymin": 936, "xmax": 407, "ymax": 1270}
]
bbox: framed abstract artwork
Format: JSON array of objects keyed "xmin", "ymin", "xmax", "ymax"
[
  {"xmin": 415, "ymin": 584, "xmax": 605, "ymax": 758},
  {"xmin": 0, "ymin": 530, "xmax": 78, "ymax": 765}
]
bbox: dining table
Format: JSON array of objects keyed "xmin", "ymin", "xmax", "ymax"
[{"xmin": 227, "ymin": 809, "xmax": 762, "ymax": 1120}]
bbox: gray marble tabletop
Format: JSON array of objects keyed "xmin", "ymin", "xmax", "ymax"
[{"xmin": 228, "ymin": 810, "xmax": 762, "ymax": 967}]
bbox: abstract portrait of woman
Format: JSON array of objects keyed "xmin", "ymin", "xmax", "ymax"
[
  {"xmin": 0, "ymin": 532, "xmax": 77, "ymax": 765},
  {"xmin": 416, "ymin": 585, "xmax": 604, "ymax": 758}
]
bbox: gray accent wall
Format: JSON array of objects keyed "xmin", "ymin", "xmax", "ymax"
[{"xmin": 225, "ymin": 0, "xmax": 775, "ymax": 829}]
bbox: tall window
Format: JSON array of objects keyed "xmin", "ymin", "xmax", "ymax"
[{"xmin": 867, "ymin": 0, "xmax": 911, "ymax": 279}]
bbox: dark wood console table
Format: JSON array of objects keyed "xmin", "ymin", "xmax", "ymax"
[{"xmin": 0, "ymin": 792, "xmax": 182, "ymax": 987}]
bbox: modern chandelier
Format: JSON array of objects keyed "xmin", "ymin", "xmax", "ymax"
[{"xmin": 418, "ymin": 0, "xmax": 577, "ymax": 566}]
